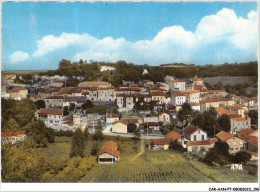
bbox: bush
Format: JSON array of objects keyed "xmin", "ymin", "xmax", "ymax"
[
  {"xmin": 127, "ymin": 123, "xmax": 137, "ymax": 133},
  {"xmin": 55, "ymin": 130, "xmax": 74, "ymax": 137},
  {"xmin": 91, "ymin": 144, "xmax": 99, "ymax": 156},
  {"xmin": 204, "ymin": 142, "xmax": 230, "ymax": 166},
  {"xmin": 230, "ymin": 152, "xmax": 251, "ymax": 164},
  {"xmin": 169, "ymin": 140, "xmax": 185, "ymax": 152}
]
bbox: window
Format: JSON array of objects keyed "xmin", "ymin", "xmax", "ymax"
[
  {"xmin": 194, "ymin": 135, "xmax": 196, "ymax": 141},
  {"xmin": 202, "ymin": 135, "xmax": 204, "ymax": 140}
]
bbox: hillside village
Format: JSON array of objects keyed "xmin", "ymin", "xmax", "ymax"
[{"xmin": 1, "ymin": 69, "xmax": 258, "ymax": 164}]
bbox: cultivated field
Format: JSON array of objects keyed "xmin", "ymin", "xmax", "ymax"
[
  {"xmin": 37, "ymin": 137, "xmax": 257, "ymax": 183},
  {"xmin": 202, "ymin": 76, "xmax": 253, "ymax": 86},
  {"xmin": 79, "ymin": 151, "xmax": 258, "ymax": 183}
]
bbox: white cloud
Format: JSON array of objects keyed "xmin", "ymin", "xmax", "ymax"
[
  {"xmin": 31, "ymin": 8, "xmax": 257, "ymax": 64},
  {"xmin": 9, "ymin": 51, "xmax": 30, "ymax": 64}
]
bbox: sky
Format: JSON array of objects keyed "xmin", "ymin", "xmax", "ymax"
[{"xmin": 1, "ymin": 1, "xmax": 258, "ymax": 70}]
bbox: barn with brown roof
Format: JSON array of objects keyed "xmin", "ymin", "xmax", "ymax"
[{"xmin": 98, "ymin": 141, "xmax": 120, "ymax": 163}]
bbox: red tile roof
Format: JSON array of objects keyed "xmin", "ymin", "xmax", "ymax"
[
  {"xmin": 201, "ymin": 98, "xmax": 220, "ymax": 103},
  {"xmin": 216, "ymin": 131, "xmax": 234, "ymax": 141},
  {"xmin": 38, "ymin": 108, "xmax": 63, "ymax": 116},
  {"xmin": 100, "ymin": 141, "xmax": 120, "ymax": 158},
  {"xmin": 188, "ymin": 138, "xmax": 218, "ymax": 146},
  {"xmin": 149, "ymin": 138, "xmax": 172, "ymax": 145},
  {"xmin": 190, "ymin": 102, "xmax": 200, "ymax": 106},
  {"xmin": 172, "ymin": 79, "xmax": 186, "ymax": 83},
  {"xmin": 184, "ymin": 125, "xmax": 199, "ymax": 135},
  {"xmin": 166, "ymin": 131, "xmax": 182, "ymax": 141},
  {"xmin": 107, "ymin": 113, "xmax": 119, "ymax": 118},
  {"xmin": 1, "ymin": 131, "xmax": 26, "ymax": 137},
  {"xmin": 112, "ymin": 120, "xmax": 129, "ymax": 126},
  {"xmin": 237, "ymin": 129, "xmax": 258, "ymax": 147},
  {"xmin": 228, "ymin": 105, "xmax": 246, "ymax": 110},
  {"xmin": 79, "ymin": 82, "xmax": 111, "ymax": 87},
  {"xmin": 216, "ymin": 107, "xmax": 238, "ymax": 116},
  {"xmin": 8, "ymin": 88, "xmax": 28, "ymax": 93}
]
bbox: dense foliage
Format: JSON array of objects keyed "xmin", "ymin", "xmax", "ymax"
[
  {"xmin": 70, "ymin": 128, "xmax": 87, "ymax": 157},
  {"xmin": 1, "ymin": 98, "xmax": 37, "ymax": 131},
  {"xmin": 45, "ymin": 59, "xmax": 258, "ymax": 87}
]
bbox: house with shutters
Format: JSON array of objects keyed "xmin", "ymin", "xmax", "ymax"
[
  {"xmin": 237, "ymin": 129, "xmax": 258, "ymax": 154},
  {"xmin": 45, "ymin": 96, "xmax": 64, "ymax": 109},
  {"xmin": 1, "ymin": 131, "xmax": 27, "ymax": 145},
  {"xmin": 116, "ymin": 94, "xmax": 134, "ymax": 112},
  {"xmin": 200, "ymin": 98, "xmax": 220, "ymax": 112},
  {"xmin": 183, "ymin": 125, "xmax": 208, "ymax": 141},
  {"xmin": 227, "ymin": 104, "xmax": 247, "ymax": 117},
  {"xmin": 63, "ymin": 96, "xmax": 87, "ymax": 108},
  {"xmin": 98, "ymin": 141, "xmax": 120, "ymax": 163},
  {"xmin": 216, "ymin": 131, "xmax": 246, "ymax": 154},
  {"xmin": 158, "ymin": 112, "xmax": 171, "ymax": 124},
  {"xmin": 166, "ymin": 131, "xmax": 189, "ymax": 148},
  {"xmin": 216, "ymin": 107, "xmax": 251, "ymax": 134},
  {"xmin": 106, "ymin": 113, "xmax": 120, "ymax": 124},
  {"xmin": 187, "ymin": 138, "xmax": 218, "ymax": 155},
  {"xmin": 171, "ymin": 91, "xmax": 186, "ymax": 110},
  {"xmin": 37, "ymin": 108, "xmax": 63, "ymax": 126}
]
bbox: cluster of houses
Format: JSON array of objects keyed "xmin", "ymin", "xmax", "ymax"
[
  {"xmin": 1, "ymin": 73, "xmax": 258, "ymax": 162},
  {"xmin": 147, "ymin": 125, "xmax": 258, "ymax": 160}
]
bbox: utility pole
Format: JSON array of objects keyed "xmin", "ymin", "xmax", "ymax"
[{"xmin": 93, "ymin": 118, "xmax": 94, "ymax": 134}]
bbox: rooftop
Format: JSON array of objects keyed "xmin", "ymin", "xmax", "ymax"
[
  {"xmin": 184, "ymin": 125, "xmax": 200, "ymax": 135},
  {"xmin": 38, "ymin": 108, "xmax": 63, "ymax": 116},
  {"xmin": 188, "ymin": 138, "xmax": 218, "ymax": 146}
]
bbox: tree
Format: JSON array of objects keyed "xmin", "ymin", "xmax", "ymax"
[
  {"xmin": 70, "ymin": 128, "xmax": 86, "ymax": 157},
  {"xmin": 230, "ymin": 152, "xmax": 251, "ymax": 164},
  {"xmin": 24, "ymin": 120, "xmax": 49, "ymax": 148},
  {"xmin": 134, "ymin": 129, "xmax": 141, "ymax": 139},
  {"xmin": 177, "ymin": 102, "xmax": 194, "ymax": 127},
  {"xmin": 204, "ymin": 142, "xmax": 230, "ymax": 166},
  {"xmin": 84, "ymin": 127, "xmax": 90, "ymax": 139},
  {"xmin": 63, "ymin": 106, "xmax": 69, "ymax": 116},
  {"xmin": 218, "ymin": 114, "xmax": 231, "ymax": 132},
  {"xmin": 248, "ymin": 110, "xmax": 258, "ymax": 125},
  {"xmin": 82, "ymin": 100, "xmax": 94, "ymax": 110},
  {"xmin": 127, "ymin": 123, "xmax": 137, "ymax": 133},
  {"xmin": 3, "ymin": 118, "xmax": 19, "ymax": 132},
  {"xmin": 93, "ymin": 129, "xmax": 104, "ymax": 141},
  {"xmin": 161, "ymin": 127, "xmax": 170, "ymax": 135},
  {"xmin": 35, "ymin": 100, "xmax": 45, "ymax": 109},
  {"xmin": 169, "ymin": 140, "xmax": 185, "ymax": 152},
  {"xmin": 69, "ymin": 103, "xmax": 75, "ymax": 112}
]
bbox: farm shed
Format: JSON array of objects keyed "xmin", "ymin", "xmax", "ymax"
[{"xmin": 98, "ymin": 141, "xmax": 120, "ymax": 163}]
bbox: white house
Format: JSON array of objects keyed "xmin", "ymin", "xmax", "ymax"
[
  {"xmin": 190, "ymin": 102, "xmax": 200, "ymax": 111},
  {"xmin": 37, "ymin": 108, "xmax": 63, "ymax": 126},
  {"xmin": 171, "ymin": 91, "xmax": 186, "ymax": 106},
  {"xmin": 158, "ymin": 112, "xmax": 171, "ymax": 124},
  {"xmin": 106, "ymin": 113, "xmax": 120, "ymax": 124},
  {"xmin": 183, "ymin": 125, "xmax": 208, "ymax": 141},
  {"xmin": 1, "ymin": 131, "xmax": 27, "ymax": 145}
]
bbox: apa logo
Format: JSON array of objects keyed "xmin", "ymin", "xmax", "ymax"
[{"xmin": 231, "ymin": 164, "xmax": 243, "ymax": 171}]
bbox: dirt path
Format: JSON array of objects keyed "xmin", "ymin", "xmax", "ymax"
[{"xmin": 132, "ymin": 138, "xmax": 146, "ymax": 161}]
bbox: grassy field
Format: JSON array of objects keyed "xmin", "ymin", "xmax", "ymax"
[{"xmin": 38, "ymin": 136, "xmax": 257, "ymax": 183}]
